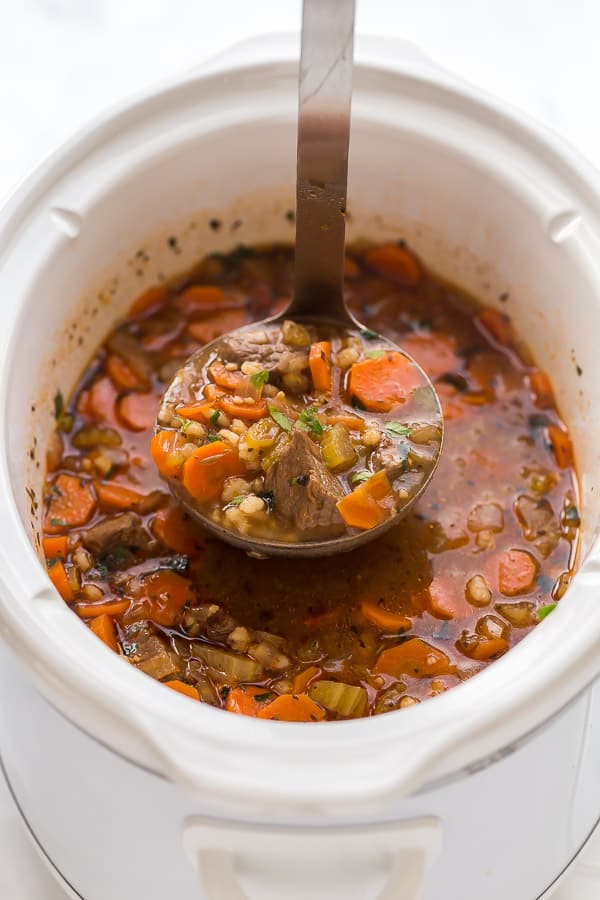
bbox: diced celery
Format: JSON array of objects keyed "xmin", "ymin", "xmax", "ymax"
[
  {"xmin": 244, "ymin": 417, "xmax": 281, "ymax": 451},
  {"xmin": 321, "ymin": 423, "xmax": 357, "ymax": 472},
  {"xmin": 308, "ymin": 680, "xmax": 367, "ymax": 718},
  {"xmin": 192, "ymin": 644, "xmax": 264, "ymax": 682}
]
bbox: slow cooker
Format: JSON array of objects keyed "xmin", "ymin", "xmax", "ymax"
[{"xmin": 0, "ymin": 35, "xmax": 600, "ymax": 900}]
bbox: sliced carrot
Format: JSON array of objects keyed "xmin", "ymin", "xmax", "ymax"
[
  {"xmin": 90, "ymin": 614, "xmax": 119, "ymax": 653},
  {"xmin": 43, "ymin": 535, "xmax": 68, "ymax": 560},
  {"xmin": 208, "ymin": 361, "xmax": 250, "ymax": 393},
  {"xmin": 117, "ymin": 392, "xmax": 157, "ymax": 431},
  {"xmin": 44, "ymin": 473, "xmax": 96, "ymax": 532},
  {"xmin": 477, "ymin": 308, "xmax": 514, "ymax": 347},
  {"xmin": 467, "ymin": 637, "xmax": 509, "ymax": 661},
  {"xmin": 303, "ymin": 608, "xmax": 342, "ymax": 630},
  {"xmin": 364, "ymin": 243, "xmax": 421, "ymax": 286},
  {"xmin": 204, "ymin": 383, "xmax": 227, "ymax": 402},
  {"xmin": 95, "ymin": 481, "xmax": 145, "ymax": 510},
  {"xmin": 187, "ymin": 310, "xmax": 249, "ymax": 344},
  {"xmin": 373, "ymin": 638, "xmax": 453, "ymax": 678},
  {"xmin": 125, "ymin": 570, "xmax": 194, "ymax": 627},
  {"xmin": 86, "ymin": 376, "xmax": 118, "ymax": 425},
  {"xmin": 175, "ymin": 402, "xmax": 217, "ymax": 424},
  {"xmin": 258, "ymin": 693, "xmax": 326, "ymax": 722},
  {"xmin": 74, "ymin": 599, "xmax": 130, "ymax": 619},
  {"xmin": 309, "ymin": 341, "xmax": 333, "ymax": 392},
  {"xmin": 152, "ymin": 504, "xmax": 204, "ymax": 555},
  {"xmin": 427, "ymin": 577, "xmax": 471, "ymax": 620},
  {"xmin": 336, "ymin": 470, "xmax": 394, "ymax": 530},
  {"xmin": 359, "ymin": 599, "xmax": 412, "ymax": 633},
  {"xmin": 106, "ymin": 354, "xmax": 141, "ymax": 391},
  {"xmin": 177, "ymin": 284, "xmax": 238, "ymax": 314},
  {"xmin": 150, "ymin": 430, "xmax": 186, "ymax": 478},
  {"xmin": 547, "ymin": 425, "xmax": 574, "ymax": 469},
  {"xmin": 164, "ymin": 680, "xmax": 200, "ymax": 700},
  {"xmin": 47, "ymin": 560, "xmax": 73, "ymax": 602},
  {"xmin": 399, "ymin": 332, "xmax": 461, "ymax": 381},
  {"xmin": 293, "ymin": 666, "xmax": 321, "ymax": 694},
  {"xmin": 130, "ymin": 283, "xmax": 168, "ymax": 316},
  {"xmin": 528, "ymin": 370, "xmax": 555, "ymax": 409},
  {"xmin": 182, "ymin": 441, "xmax": 244, "ymax": 503},
  {"xmin": 348, "ymin": 352, "xmax": 419, "ymax": 413},
  {"xmin": 225, "ymin": 685, "xmax": 275, "ymax": 716},
  {"xmin": 323, "ymin": 412, "xmax": 366, "ymax": 432},
  {"xmin": 217, "ymin": 395, "xmax": 267, "ymax": 422},
  {"xmin": 498, "ymin": 549, "xmax": 538, "ymax": 596}
]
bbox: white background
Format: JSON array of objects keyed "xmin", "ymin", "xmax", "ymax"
[{"xmin": 1, "ymin": 0, "xmax": 599, "ymax": 896}]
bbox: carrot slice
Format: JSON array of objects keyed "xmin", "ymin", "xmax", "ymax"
[
  {"xmin": 323, "ymin": 412, "xmax": 365, "ymax": 432},
  {"xmin": 364, "ymin": 243, "xmax": 421, "ymax": 286},
  {"xmin": 95, "ymin": 481, "xmax": 146, "ymax": 510},
  {"xmin": 348, "ymin": 352, "xmax": 418, "ymax": 412},
  {"xmin": 125, "ymin": 570, "xmax": 194, "ymax": 627},
  {"xmin": 309, "ymin": 342, "xmax": 333, "ymax": 392},
  {"xmin": 547, "ymin": 425, "xmax": 574, "ymax": 469},
  {"xmin": 467, "ymin": 637, "xmax": 509, "ymax": 661},
  {"xmin": 477, "ymin": 308, "xmax": 514, "ymax": 347},
  {"xmin": 152, "ymin": 504, "xmax": 204, "ymax": 555},
  {"xmin": 90, "ymin": 614, "xmax": 119, "ymax": 653},
  {"xmin": 130, "ymin": 284, "xmax": 168, "ymax": 316},
  {"xmin": 528, "ymin": 370, "xmax": 555, "ymax": 409},
  {"xmin": 258, "ymin": 693, "xmax": 326, "ymax": 722},
  {"xmin": 204, "ymin": 383, "xmax": 227, "ymax": 402},
  {"xmin": 74, "ymin": 599, "xmax": 130, "ymax": 619},
  {"xmin": 177, "ymin": 285, "xmax": 238, "ymax": 314},
  {"xmin": 150, "ymin": 430, "xmax": 186, "ymax": 478},
  {"xmin": 208, "ymin": 361, "xmax": 250, "ymax": 393},
  {"xmin": 86, "ymin": 376, "xmax": 118, "ymax": 425},
  {"xmin": 217, "ymin": 396, "xmax": 267, "ymax": 422},
  {"xmin": 182, "ymin": 441, "xmax": 244, "ymax": 502},
  {"xmin": 427, "ymin": 577, "xmax": 471, "ymax": 620},
  {"xmin": 175, "ymin": 402, "xmax": 217, "ymax": 424},
  {"xmin": 292, "ymin": 666, "xmax": 322, "ymax": 695},
  {"xmin": 498, "ymin": 549, "xmax": 538, "ymax": 596},
  {"xmin": 359, "ymin": 599, "xmax": 412, "ymax": 633},
  {"xmin": 225, "ymin": 685, "xmax": 275, "ymax": 716},
  {"xmin": 164, "ymin": 680, "xmax": 200, "ymax": 700},
  {"xmin": 117, "ymin": 392, "xmax": 157, "ymax": 431},
  {"xmin": 106, "ymin": 354, "xmax": 141, "ymax": 391},
  {"xmin": 336, "ymin": 470, "xmax": 393, "ymax": 530},
  {"xmin": 47, "ymin": 560, "xmax": 73, "ymax": 602},
  {"xmin": 373, "ymin": 638, "xmax": 452, "ymax": 678},
  {"xmin": 187, "ymin": 310, "xmax": 249, "ymax": 344},
  {"xmin": 43, "ymin": 535, "xmax": 68, "ymax": 560},
  {"xmin": 44, "ymin": 473, "xmax": 96, "ymax": 532}
]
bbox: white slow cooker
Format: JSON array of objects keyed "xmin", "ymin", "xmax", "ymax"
[{"xmin": 1, "ymin": 35, "xmax": 600, "ymax": 900}]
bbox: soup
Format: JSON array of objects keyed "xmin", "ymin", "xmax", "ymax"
[{"xmin": 42, "ymin": 241, "xmax": 579, "ymax": 720}]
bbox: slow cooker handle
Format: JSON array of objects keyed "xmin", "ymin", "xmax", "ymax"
[{"xmin": 183, "ymin": 814, "xmax": 442, "ymax": 900}]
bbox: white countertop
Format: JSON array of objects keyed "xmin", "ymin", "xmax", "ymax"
[{"xmin": 1, "ymin": 1, "xmax": 600, "ymax": 896}]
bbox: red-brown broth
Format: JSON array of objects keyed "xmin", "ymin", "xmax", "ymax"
[{"xmin": 42, "ymin": 241, "xmax": 579, "ymax": 720}]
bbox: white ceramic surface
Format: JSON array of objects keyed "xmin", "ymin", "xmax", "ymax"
[{"xmin": 1, "ymin": 2, "xmax": 599, "ymax": 898}]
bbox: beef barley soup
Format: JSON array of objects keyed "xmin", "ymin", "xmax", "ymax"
[{"xmin": 42, "ymin": 241, "xmax": 579, "ymax": 721}]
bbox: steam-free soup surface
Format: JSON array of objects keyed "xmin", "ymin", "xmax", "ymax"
[{"xmin": 42, "ymin": 241, "xmax": 579, "ymax": 721}]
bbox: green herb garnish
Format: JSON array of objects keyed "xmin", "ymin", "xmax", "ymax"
[
  {"xmin": 351, "ymin": 470, "xmax": 372, "ymax": 485},
  {"xmin": 53, "ymin": 390, "xmax": 64, "ymax": 421},
  {"xmin": 364, "ymin": 350, "xmax": 385, "ymax": 360},
  {"xmin": 206, "ymin": 434, "xmax": 220, "ymax": 443},
  {"xmin": 229, "ymin": 495, "xmax": 245, "ymax": 507},
  {"xmin": 250, "ymin": 370, "xmax": 269, "ymax": 390},
  {"xmin": 178, "ymin": 418, "xmax": 195, "ymax": 434},
  {"xmin": 209, "ymin": 409, "xmax": 220, "ymax": 427},
  {"xmin": 46, "ymin": 556, "xmax": 61, "ymax": 567},
  {"xmin": 49, "ymin": 517, "xmax": 68, "ymax": 527},
  {"xmin": 360, "ymin": 328, "xmax": 379, "ymax": 341},
  {"xmin": 538, "ymin": 602, "xmax": 557, "ymax": 620},
  {"xmin": 268, "ymin": 405, "xmax": 292, "ymax": 432},
  {"xmin": 386, "ymin": 422, "xmax": 412, "ymax": 437},
  {"xmin": 254, "ymin": 691, "xmax": 275, "ymax": 703},
  {"xmin": 290, "ymin": 474, "xmax": 309, "ymax": 487},
  {"xmin": 297, "ymin": 407, "xmax": 325, "ymax": 436}
]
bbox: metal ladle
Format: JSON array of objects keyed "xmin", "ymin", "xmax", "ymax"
[{"xmin": 157, "ymin": 0, "xmax": 443, "ymax": 557}]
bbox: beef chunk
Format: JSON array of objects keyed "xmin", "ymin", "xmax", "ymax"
[
  {"xmin": 219, "ymin": 329, "xmax": 307, "ymax": 376},
  {"xmin": 82, "ymin": 512, "xmax": 149, "ymax": 557},
  {"xmin": 123, "ymin": 622, "xmax": 182, "ymax": 680},
  {"xmin": 265, "ymin": 430, "xmax": 345, "ymax": 538},
  {"xmin": 371, "ymin": 433, "xmax": 406, "ymax": 482}
]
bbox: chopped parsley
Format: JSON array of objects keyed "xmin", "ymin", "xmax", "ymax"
[
  {"xmin": 250, "ymin": 370, "xmax": 269, "ymax": 390},
  {"xmin": 46, "ymin": 556, "xmax": 62, "ymax": 567},
  {"xmin": 53, "ymin": 390, "xmax": 64, "ymax": 421},
  {"xmin": 297, "ymin": 407, "xmax": 325, "ymax": 435},
  {"xmin": 176, "ymin": 417, "xmax": 195, "ymax": 434},
  {"xmin": 206, "ymin": 434, "xmax": 220, "ymax": 443},
  {"xmin": 254, "ymin": 691, "xmax": 274, "ymax": 703},
  {"xmin": 268, "ymin": 405, "xmax": 292, "ymax": 432},
  {"xmin": 289, "ymin": 474, "xmax": 309, "ymax": 487},
  {"xmin": 49, "ymin": 517, "xmax": 68, "ymax": 527},
  {"xmin": 209, "ymin": 409, "xmax": 220, "ymax": 427},
  {"xmin": 386, "ymin": 422, "xmax": 412, "ymax": 437},
  {"xmin": 351, "ymin": 395, "xmax": 366, "ymax": 411},
  {"xmin": 360, "ymin": 328, "xmax": 379, "ymax": 340},
  {"xmin": 351, "ymin": 470, "xmax": 372, "ymax": 485},
  {"xmin": 229, "ymin": 495, "xmax": 245, "ymax": 507},
  {"xmin": 538, "ymin": 602, "xmax": 557, "ymax": 620}
]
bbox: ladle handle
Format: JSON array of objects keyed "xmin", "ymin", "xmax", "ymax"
[{"xmin": 288, "ymin": 0, "xmax": 356, "ymax": 323}]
